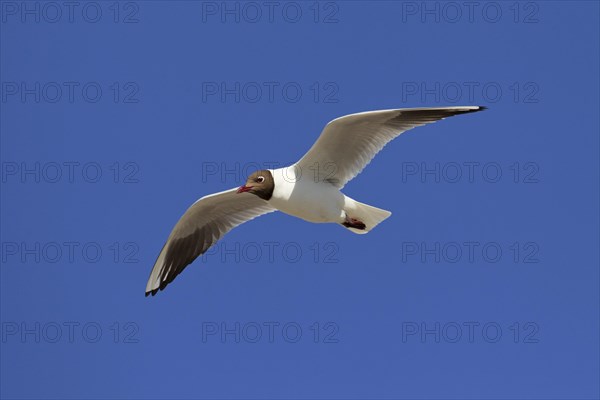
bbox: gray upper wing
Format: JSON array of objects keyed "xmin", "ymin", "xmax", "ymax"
[{"xmin": 294, "ymin": 106, "xmax": 485, "ymax": 188}]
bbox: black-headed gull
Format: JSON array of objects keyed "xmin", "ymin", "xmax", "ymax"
[{"xmin": 146, "ymin": 106, "xmax": 485, "ymax": 296}]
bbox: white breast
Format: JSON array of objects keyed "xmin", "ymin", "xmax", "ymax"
[{"xmin": 269, "ymin": 167, "xmax": 345, "ymax": 223}]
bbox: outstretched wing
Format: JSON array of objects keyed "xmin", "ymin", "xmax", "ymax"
[
  {"xmin": 146, "ymin": 188, "xmax": 276, "ymax": 296},
  {"xmin": 295, "ymin": 106, "xmax": 486, "ymax": 188}
]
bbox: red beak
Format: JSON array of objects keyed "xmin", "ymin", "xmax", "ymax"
[{"xmin": 237, "ymin": 185, "xmax": 253, "ymax": 193}]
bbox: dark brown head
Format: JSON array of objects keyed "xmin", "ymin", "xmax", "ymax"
[{"xmin": 237, "ymin": 170, "xmax": 274, "ymax": 201}]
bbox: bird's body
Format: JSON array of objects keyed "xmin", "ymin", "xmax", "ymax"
[
  {"xmin": 269, "ymin": 166, "xmax": 346, "ymax": 224},
  {"xmin": 145, "ymin": 106, "xmax": 486, "ymax": 296}
]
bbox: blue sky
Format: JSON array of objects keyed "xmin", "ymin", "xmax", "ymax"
[{"xmin": 1, "ymin": 1, "xmax": 599, "ymax": 399}]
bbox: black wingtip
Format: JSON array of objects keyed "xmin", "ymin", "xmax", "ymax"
[
  {"xmin": 456, "ymin": 106, "xmax": 487, "ymax": 115},
  {"xmin": 461, "ymin": 106, "xmax": 487, "ymax": 113}
]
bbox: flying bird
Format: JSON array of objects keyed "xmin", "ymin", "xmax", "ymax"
[{"xmin": 146, "ymin": 106, "xmax": 486, "ymax": 296}]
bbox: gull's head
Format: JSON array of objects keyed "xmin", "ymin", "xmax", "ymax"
[{"xmin": 237, "ymin": 170, "xmax": 274, "ymax": 201}]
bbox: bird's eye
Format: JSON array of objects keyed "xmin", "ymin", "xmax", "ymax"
[{"xmin": 256, "ymin": 176, "xmax": 265, "ymax": 183}]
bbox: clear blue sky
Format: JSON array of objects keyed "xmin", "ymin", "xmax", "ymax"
[{"xmin": 1, "ymin": 1, "xmax": 599, "ymax": 398}]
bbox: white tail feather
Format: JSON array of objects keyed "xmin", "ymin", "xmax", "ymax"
[{"xmin": 342, "ymin": 197, "xmax": 392, "ymax": 234}]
